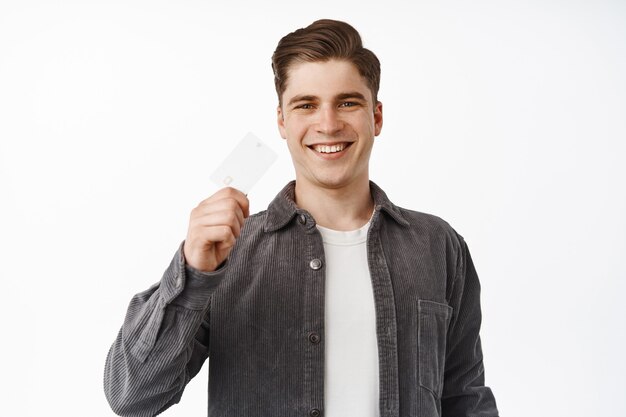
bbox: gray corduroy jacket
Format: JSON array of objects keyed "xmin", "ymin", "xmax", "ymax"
[{"xmin": 104, "ymin": 181, "xmax": 499, "ymax": 417}]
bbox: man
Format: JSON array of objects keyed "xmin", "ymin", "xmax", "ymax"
[{"xmin": 104, "ymin": 19, "xmax": 499, "ymax": 417}]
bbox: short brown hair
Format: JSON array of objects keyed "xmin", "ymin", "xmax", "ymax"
[{"xmin": 271, "ymin": 19, "xmax": 381, "ymax": 106}]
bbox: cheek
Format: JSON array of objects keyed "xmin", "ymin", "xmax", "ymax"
[
  {"xmin": 282, "ymin": 117, "xmax": 300, "ymax": 133},
  {"xmin": 352, "ymin": 111, "xmax": 375, "ymax": 129},
  {"xmin": 286, "ymin": 122, "xmax": 312, "ymax": 143},
  {"xmin": 285, "ymin": 137, "xmax": 303, "ymax": 155}
]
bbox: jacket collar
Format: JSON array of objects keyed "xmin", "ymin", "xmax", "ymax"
[{"xmin": 263, "ymin": 180, "xmax": 409, "ymax": 232}]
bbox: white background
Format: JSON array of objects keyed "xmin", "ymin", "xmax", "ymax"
[{"xmin": 1, "ymin": 0, "xmax": 624, "ymax": 416}]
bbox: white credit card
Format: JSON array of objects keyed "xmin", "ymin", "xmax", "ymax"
[{"xmin": 210, "ymin": 132, "xmax": 278, "ymax": 194}]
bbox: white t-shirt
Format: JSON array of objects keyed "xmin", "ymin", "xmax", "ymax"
[{"xmin": 317, "ymin": 221, "xmax": 380, "ymax": 417}]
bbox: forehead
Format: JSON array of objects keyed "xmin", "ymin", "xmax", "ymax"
[{"xmin": 282, "ymin": 59, "xmax": 372, "ymax": 101}]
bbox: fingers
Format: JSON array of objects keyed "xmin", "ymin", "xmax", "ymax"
[
  {"xmin": 189, "ymin": 194, "xmax": 248, "ymax": 242},
  {"xmin": 194, "ymin": 224, "xmax": 238, "ymax": 251},
  {"xmin": 190, "ymin": 210, "xmax": 245, "ymax": 240},
  {"xmin": 192, "ymin": 189, "xmax": 249, "ymax": 229},
  {"xmin": 198, "ymin": 187, "xmax": 250, "ymax": 219},
  {"xmin": 183, "ymin": 187, "xmax": 251, "ymax": 272}
]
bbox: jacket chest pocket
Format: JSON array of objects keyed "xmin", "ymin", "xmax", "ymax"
[{"xmin": 418, "ymin": 299, "xmax": 453, "ymax": 398}]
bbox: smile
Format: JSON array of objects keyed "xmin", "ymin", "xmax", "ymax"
[{"xmin": 308, "ymin": 142, "xmax": 352, "ymax": 154}]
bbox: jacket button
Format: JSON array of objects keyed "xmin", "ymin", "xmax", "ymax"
[
  {"xmin": 309, "ymin": 258, "xmax": 322, "ymax": 270},
  {"xmin": 308, "ymin": 332, "xmax": 321, "ymax": 344},
  {"xmin": 298, "ymin": 214, "xmax": 307, "ymax": 225},
  {"xmin": 309, "ymin": 408, "xmax": 322, "ymax": 417}
]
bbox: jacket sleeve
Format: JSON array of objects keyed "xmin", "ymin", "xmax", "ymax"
[
  {"xmin": 103, "ymin": 242, "xmax": 226, "ymax": 417},
  {"xmin": 441, "ymin": 236, "xmax": 499, "ymax": 417}
]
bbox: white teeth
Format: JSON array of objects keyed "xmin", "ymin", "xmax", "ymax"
[{"xmin": 313, "ymin": 143, "xmax": 347, "ymax": 153}]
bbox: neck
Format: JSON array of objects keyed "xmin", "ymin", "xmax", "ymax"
[{"xmin": 294, "ymin": 179, "xmax": 374, "ymax": 231}]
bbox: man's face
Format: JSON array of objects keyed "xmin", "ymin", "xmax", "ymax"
[{"xmin": 277, "ymin": 59, "xmax": 383, "ymax": 192}]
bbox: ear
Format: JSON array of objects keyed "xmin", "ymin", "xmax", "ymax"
[
  {"xmin": 374, "ymin": 101, "xmax": 383, "ymax": 137},
  {"xmin": 277, "ymin": 105, "xmax": 287, "ymax": 139}
]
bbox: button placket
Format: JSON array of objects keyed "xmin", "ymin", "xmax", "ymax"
[{"xmin": 303, "ymin": 229, "xmax": 324, "ymax": 416}]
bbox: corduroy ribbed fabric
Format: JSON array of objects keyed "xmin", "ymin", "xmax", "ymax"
[{"xmin": 103, "ymin": 181, "xmax": 499, "ymax": 417}]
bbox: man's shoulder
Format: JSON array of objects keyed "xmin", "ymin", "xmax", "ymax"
[
  {"xmin": 391, "ymin": 204, "xmax": 463, "ymax": 244},
  {"xmin": 397, "ymin": 206, "xmax": 452, "ymax": 229}
]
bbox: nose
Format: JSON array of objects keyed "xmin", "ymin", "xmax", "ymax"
[{"xmin": 316, "ymin": 106, "xmax": 343, "ymax": 136}]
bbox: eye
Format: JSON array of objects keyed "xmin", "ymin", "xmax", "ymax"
[
  {"xmin": 295, "ymin": 103, "xmax": 315, "ymax": 110},
  {"xmin": 340, "ymin": 101, "xmax": 359, "ymax": 108}
]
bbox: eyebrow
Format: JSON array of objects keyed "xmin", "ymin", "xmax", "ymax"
[
  {"xmin": 336, "ymin": 92, "xmax": 368, "ymax": 102},
  {"xmin": 286, "ymin": 91, "xmax": 368, "ymax": 107},
  {"xmin": 287, "ymin": 95, "xmax": 317, "ymax": 107}
]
